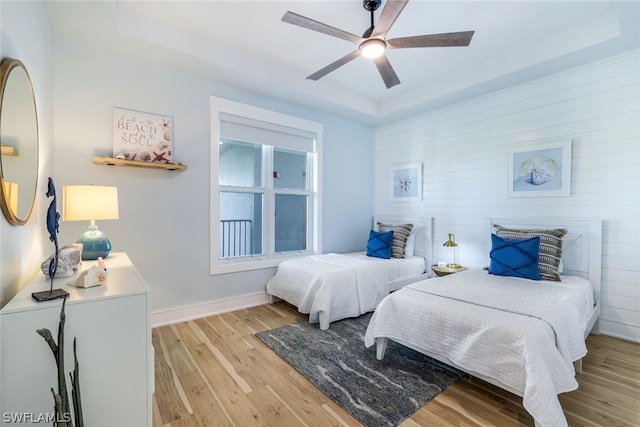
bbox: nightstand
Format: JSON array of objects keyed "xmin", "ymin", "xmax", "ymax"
[{"xmin": 431, "ymin": 265, "xmax": 468, "ymax": 277}]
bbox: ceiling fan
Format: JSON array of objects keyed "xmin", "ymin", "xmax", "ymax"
[{"xmin": 282, "ymin": 0, "xmax": 475, "ymax": 89}]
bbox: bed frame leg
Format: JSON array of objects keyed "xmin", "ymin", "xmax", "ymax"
[
  {"xmin": 574, "ymin": 358, "xmax": 583, "ymax": 373},
  {"xmin": 376, "ymin": 338, "xmax": 388, "ymax": 360}
]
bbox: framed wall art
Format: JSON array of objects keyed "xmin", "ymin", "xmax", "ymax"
[
  {"xmin": 390, "ymin": 163, "xmax": 422, "ymax": 201},
  {"xmin": 508, "ymin": 140, "xmax": 572, "ymax": 198},
  {"xmin": 112, "ymin": 107, "xmax": 173, "ymax": 163}
]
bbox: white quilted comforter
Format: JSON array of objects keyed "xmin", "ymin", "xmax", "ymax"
[
  {"xmin": 364, "ymin": 268, "xmax": 595, "ymax": 427},
  {"xmin": 266, "ymin": 253, "xmax": 424, "ymax": 330}
]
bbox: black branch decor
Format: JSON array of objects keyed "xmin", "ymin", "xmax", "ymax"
[
  {"xmin": 70, "ymin": 338, "xmax": 84, "ymax": 425},
  {"xmin": 36, "ymin": 297, "xmax": 84, "ymax": 427}
]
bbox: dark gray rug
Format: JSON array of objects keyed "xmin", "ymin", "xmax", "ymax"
[{"xmin": 256, "ymin": 313, "xmax": 462, "ymax": 427}]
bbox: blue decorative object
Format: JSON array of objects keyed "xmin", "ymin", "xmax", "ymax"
[
  {"xmin": 366, "ymin": 230, "xmax": 393, "ymax": 259},
  {"xmin": 46, "ymin": 178, "xmax": 60, "ymax": 275},
  {"xmin": 76, "ymin": 226, "xmax": 112, "ymax": 260},
  {"xmin": 32, "ymin": 178, "xmax": 69, "ymax": 302},
  {"xmin": 489, "ymin": 233, "xmax": 541, "ymax": 280}
]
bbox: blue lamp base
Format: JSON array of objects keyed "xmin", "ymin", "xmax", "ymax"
[{"xmin": 77, "ymin": 224, "xmax": 112, "ymax": 260}]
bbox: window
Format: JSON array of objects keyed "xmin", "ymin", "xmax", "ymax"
[{"xmin": 210, "ymin": 97, "xmax": 323, "ymax": 274}]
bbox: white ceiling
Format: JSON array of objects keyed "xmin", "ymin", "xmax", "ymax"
[{"xmin": 45, "ymin": 0, "xmax": 640, "ymax": 125}]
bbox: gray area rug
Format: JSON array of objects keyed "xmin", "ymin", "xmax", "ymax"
[{"xmin": 256, "ymin": 313, "xmax": 462, "ymax": 427}]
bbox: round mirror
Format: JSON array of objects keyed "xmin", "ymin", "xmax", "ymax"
[{"xmin": 0, "ymin": 58, "xmax": 39, "ymax": 226}]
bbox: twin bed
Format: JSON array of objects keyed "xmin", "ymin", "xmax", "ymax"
[
  {"xmin": 266, "ymin": 217, "xmax": 602, "ymax": 427},
  {"xmin": 266, "ymin": 216, "xmax": 433, "ymax": 330},
  {"xmin": 365, "ymin": 218, "xmax": 602, "ymax": 427}
]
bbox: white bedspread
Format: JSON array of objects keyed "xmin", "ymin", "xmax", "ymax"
[
  {"xmin": 266, "ymin": 252, "xmax": 424, "ymax": 330},
  {"xmin": 364, "ymin": 269, "xmax": 594, "ymax": 427}
]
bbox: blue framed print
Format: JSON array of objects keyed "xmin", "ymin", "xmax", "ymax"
[
  {"xmin": 390, "ymin": 163, "xmax": 422, "ymax": 201},
  {"xmin": 508, "ymin": 140, "xmax": 571, "ymax": 198}
]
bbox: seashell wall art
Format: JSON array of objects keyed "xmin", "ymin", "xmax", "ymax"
[
  {"xmin": 519, "ymin": 155, "xmax": 558, "ymax": 185},
  {"xmin": 112, "ymin": 107, "xmax": 173, "ymax": 163},
  {"xmin": 508, "ymin": 140, "xmax": 572, "ymax": 198}
]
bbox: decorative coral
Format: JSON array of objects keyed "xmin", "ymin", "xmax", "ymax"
[{"xmin": 36, "ymin": 297, "xmax": 84, "ymax": 427}]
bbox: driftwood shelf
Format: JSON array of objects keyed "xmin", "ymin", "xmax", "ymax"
[
  {"xmin": 92, "ymin": 156, "xmax": 187, "ymax": 171},
  {"xmin": 1, "ymin": 145, "xmax": 17, "ymax": 156}
]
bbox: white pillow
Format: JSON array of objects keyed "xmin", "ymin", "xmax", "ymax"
[{"xmin": 404, "ymin": 229, "xmax": 418, "ymax": 257}]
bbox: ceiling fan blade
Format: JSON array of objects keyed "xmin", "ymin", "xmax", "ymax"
[
  {"xmin": 371, "ymin": 0, "xmax": 409, "ymax": 38},
  {"xmin": 373, "ymin": 54, "xmax": 401, "ymax": 89},
  {"xmin": 306, "ymin": 50, "xmax": 361, "ymax": 81},
  {"xmin": 387, "ymin": 31, "xmax": 475, "ymax": 49},
  {"xmin": 282, "ymin": 11, "xmax": 363, "ymax": 44}
]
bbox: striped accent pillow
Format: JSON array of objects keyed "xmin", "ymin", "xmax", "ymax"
[
  {"xmin": 494, "ymin": 225, "xmax": 567, "ymax": 281},
  {"xmin": 377, "ymin": 222, "xmax": 414, "ymax": 259}
]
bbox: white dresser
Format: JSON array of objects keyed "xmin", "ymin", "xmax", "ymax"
[{"xmin": 0, "ymin": 252, "xmax": 152, "ymax": 427}]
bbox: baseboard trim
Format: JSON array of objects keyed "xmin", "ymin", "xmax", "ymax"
[{"xmin": 151, "ymin": 292, "xmax": 271, "ymax": 328}]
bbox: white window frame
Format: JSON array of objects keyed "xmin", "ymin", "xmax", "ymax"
[{"xmin": 210, "ymin": 96, "xmax": 323, "ymax": 275}]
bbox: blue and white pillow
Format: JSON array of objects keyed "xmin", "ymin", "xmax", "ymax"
[
  {"xmin": 366, "ymin": 230, "xmax": 394, "ymax": 259},
  {"xmin": 489, "ymin": 233, "xmax": 540, "ymax": 280},
  {"xmin": 494, "ymin": 225, "xmax": 566, "ymax": 281}
]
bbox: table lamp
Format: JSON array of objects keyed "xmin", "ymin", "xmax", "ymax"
[
  {"xmin": 62, "ymin": 185, "xmax": 119, "ymax": 260},
  {"xmin": 443, "ymin": 233, "xmax": 461, "ymax": 269}
]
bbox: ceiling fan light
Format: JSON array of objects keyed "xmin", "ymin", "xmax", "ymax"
[{"xmin": 359, "ymin": 39, "xmax": 386, "ymax": 59}]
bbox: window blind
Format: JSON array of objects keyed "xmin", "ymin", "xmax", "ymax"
[{"xmin": 219, "ymin": 112, "xmax": 316, "ymax": 153}]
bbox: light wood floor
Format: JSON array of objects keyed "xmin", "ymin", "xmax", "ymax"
[{"xmin": 152, "ymin": 302, "xmax": 640, "ymax": 426}]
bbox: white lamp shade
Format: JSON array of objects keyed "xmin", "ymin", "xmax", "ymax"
[{"xmin": 62, "ymin": 185, "xmax": 119, "ymax": 221}]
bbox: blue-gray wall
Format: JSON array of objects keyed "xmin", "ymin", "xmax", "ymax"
[
  {"xmin": 0, "ymin": 0, "xmax": 53, "ymax": 306},
  {"xmin": 51, "ymin": 38, "xmax": 374, "ymax": 315}
]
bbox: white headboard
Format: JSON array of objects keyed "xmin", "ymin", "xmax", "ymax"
[
  {"xmin": 373, "ymin": 216, "xmax": 434, "ymax": 266},
  {"xmin": 488, "ymin": 217, "xmax": 603, "ymax": 305}
]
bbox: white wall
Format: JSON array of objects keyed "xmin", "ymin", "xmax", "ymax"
[
  {"xmin": 374, "ymin": 49, "xmax": 640, "ymax": 342},
  {"xmin": 52, "ymin": 38, "xmax": 374, "ymax": 321},
  {"xmin": 0, "ymin": 1, "xmax": 54, "ymax": 307}
]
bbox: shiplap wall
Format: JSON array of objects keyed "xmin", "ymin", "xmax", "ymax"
[{"xmin": 374, "ymin": 49, "xmax": 640, "ymax": 343}]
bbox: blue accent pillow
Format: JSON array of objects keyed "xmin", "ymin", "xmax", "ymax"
[
  {"xmin": 366, "ymin": 230, "xmax": 394, "ymax": 259},
  {"xmin": 489, "ymin": 234, "xmax": 541, "ymax": 280}
]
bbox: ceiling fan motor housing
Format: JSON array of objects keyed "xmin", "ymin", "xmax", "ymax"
[{"xmin": 363, "ymin": 0, "xmax": 382, "ymax": 12}]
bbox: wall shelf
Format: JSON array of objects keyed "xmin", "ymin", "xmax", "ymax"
[{"xmin": 93, "ymin": 156, "xmax": 187, "ymax": 171}]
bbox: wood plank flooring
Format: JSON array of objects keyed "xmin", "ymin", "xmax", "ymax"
[{"xmin": 152, "ymin": 302, "xmax": 640, "ymax": 426}]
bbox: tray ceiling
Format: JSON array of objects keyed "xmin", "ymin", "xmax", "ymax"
[{"xmin": 45, "ymin": 1, "xmax": 640, "ymax": 124}]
